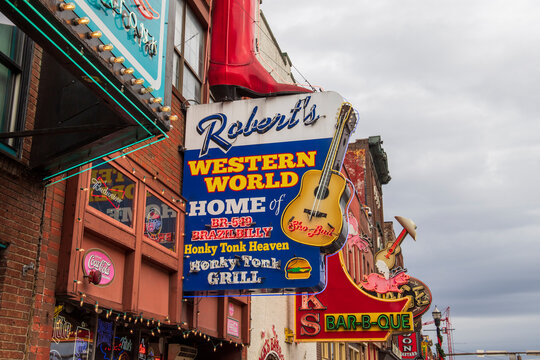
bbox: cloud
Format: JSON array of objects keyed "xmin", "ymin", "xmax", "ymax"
[{"xmin": 262, "ymin": 0, "xmax": 540, "ymax": 354}]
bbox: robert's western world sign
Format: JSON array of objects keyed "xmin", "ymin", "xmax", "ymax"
[{"xmin": 182, "ymin": 92, "xmax": 355, "ymax": 293}]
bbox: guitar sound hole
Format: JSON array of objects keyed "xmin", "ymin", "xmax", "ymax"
[
  {"xmin": 314, "ymin": 186, "xmax": 329, "ymax": 199},
  {"xmin": 304, "ymin": 209, "xmax": 327, "ymax": 218}
]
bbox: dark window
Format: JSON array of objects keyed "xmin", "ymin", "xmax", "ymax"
[
  {"xmin": 49, "ymin": 304, "xmax": 96, "ymax": 360},
  {"xmin": 0, "ymin": 12, "xmax": 31, "ymax": 156},
  {"xmin": 89, "ymin": 161, "xmax": 136, "ymax": 228},
  {"xmin": 144, "ymin": 191, "xmax": 177, "ymax": 252},
  {"xmin": 94, "ymin": 318, "xmax": 114, "ymax": 360},
  {"xmin": 172, "ymin": 0, "xmax": 204, "ymax": 103},
  {"xmin": 110, "ymin": 323, "xmax": 137, "ymax": 360}
]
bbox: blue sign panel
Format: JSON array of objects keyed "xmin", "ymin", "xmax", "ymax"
[
  {"xmin": 182, "ymin": 92, "xmax": 351, "ymax": 294},
  {"xmin": 71, "ymin": 0, "xmax": 169, "ymax": 100}
]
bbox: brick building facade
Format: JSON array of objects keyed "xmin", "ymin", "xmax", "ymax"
[
  {"xmin": 0, "ymin": 2, "xmax": 418, "ymax": 360},
  {"xmin": 0, "ymin": 0, "xmax": 250, "ymax": 358}
]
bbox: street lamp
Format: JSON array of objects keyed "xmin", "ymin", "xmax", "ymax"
[
  {"xmin": 432, "ymin": 306, "xmax": 444, "ymax": 360},
  {"xmin": 432, "ymin": 306, "xmax": 441, "ymax": 327}
]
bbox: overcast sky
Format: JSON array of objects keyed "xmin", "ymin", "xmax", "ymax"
[{"xmin": 262, "ymin": 0, "xmax": 540, "ymax": 357}]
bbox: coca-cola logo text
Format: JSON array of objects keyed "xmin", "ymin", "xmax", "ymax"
[
  {"xmin": 82, "ymin": 249, "xmax": 116, "ymax": 286},
  {"xmin": 87, "ymin": 255, "xmax": 111, "ymax": 276}
]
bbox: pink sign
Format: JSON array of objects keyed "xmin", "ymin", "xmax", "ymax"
[
  {"xmin": 229, "ymin": 304, "xmax": 235, "ymax": 317},
  {"xmin": 399, "ymin": 332, "xmax": 419, "ymax": 359},
  {"xmin": 82, "ymin": 249, "xmax": 115, "ymax": 286},
  {"xmin": 227, "ymin": 317, "xmax": 239, "ymax": 338}
]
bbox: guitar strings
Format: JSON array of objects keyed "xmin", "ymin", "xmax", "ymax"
[
  {"xmin": 316, "ymin": 105, "xmax": 351, "ymax": 198},
  {"xmin": 309, "ymin": 104, "xmax": 353, "ymax": 220},
  {"xmin": 310, "ymin": 112, "xmax": 342, "ymax": 217}
]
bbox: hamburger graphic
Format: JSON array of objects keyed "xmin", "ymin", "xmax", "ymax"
[{"xmin": 285, "ymin": 257, "xmax": 312, "ymax": 280}]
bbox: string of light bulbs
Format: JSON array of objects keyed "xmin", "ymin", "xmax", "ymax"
[{"xmin": 74, "ymin": 292, "xmax": 244, "ymax": 350}]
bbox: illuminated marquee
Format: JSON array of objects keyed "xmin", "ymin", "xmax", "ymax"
[
  {"xmin": 324, "ymin": 312, "xmax": 412, "ymax": 332},
  {"xmin": 294, "ymin": 252, "xmax": 412, "ymax": 342},
  {"xmin": 0, "ymin": 0, "xmax": 172, "ymax": 181},
  {"xmin": 182, "ymin": 92, "xmax": 354, "ymax": 294},
  {"xmin": 362, "ymin": 276, "xmax": 432, "ymax": 318},
  {"xmin": 399, "ymin": 332, "xmax": 420, "ymax": 359},
  {"xmin": 69, "ymin": 0, "xmax": 168, "ymax": 99}
]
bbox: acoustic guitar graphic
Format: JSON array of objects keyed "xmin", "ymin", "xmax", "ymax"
[
  {"xmin": 374, "ymin": 216, "xmax": 417, "ymax": 271},
  {"xmin": 281, "ymin": 103, "xmax": 357, "ymax": 253}
]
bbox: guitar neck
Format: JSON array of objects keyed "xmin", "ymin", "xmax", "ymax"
[
  {"xmin": 318, "ymin": 104, "xmax": 355, "ymax": 190},
  {"xmin": 385, "ymin": 228, "xmax": 408, "ymax": 257}
]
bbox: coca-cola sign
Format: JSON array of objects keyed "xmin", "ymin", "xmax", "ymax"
[{"xmin": 82, "ymin": 249, "xmax": 115, "ymax": 286}]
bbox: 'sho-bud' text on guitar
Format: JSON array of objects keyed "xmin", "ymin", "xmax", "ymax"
[{"xmin": 280, "ymin": 103, "xmax": 357, "ymax": 254}]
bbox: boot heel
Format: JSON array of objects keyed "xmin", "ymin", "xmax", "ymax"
[{"xmin": 210, "ymin": 85, "xmax": 240, "ymax": 101}]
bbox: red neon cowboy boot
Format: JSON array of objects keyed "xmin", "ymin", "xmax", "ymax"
[{"xmin": 208, "ymin": 0, "xmax": 312, "ymax": 101}]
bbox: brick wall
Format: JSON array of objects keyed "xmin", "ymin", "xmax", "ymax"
[
  {"xmin": 0, "ymin": 157, "xmax": 44, "ymax": 359},
  {"xmin": 0, "ymin": 43, "xmax": 52, "ymax": 360},
  {"xmin": 27, "ymin": 182, "xmax": 65, "ymax": 360},
  {"xmin": 128, "ymin": 92, "xmax": 185, "ymax": 195}
]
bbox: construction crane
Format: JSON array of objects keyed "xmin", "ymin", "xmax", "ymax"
[{"xmin": 423, "ymin": 306, "xmax": 454, "ymax": 360}]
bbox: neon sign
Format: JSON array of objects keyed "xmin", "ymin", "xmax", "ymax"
[
  {"xmin": 399, "ymin": 332, "xmax": 420, "ymax": 359},
  {"xmin": 52, "ymin": 316, "xmax": 72, "ymax": 344},
  {"xmin": 98, "ymin": 0, "xmax": 158, "ymax": 57},
  {"xmin": 183, "ymin": 92, "xmax": 353, "ymax": 293},
  {"xmin": 324, "ymin": 312, "xmax": 412, "ymax": 332},
  {"xmin": 294, "ymin": 252, "xmax": 412, "ymax": 342},
  {"xmin": 91, "ymin": 177, "xmax": 125, "ymax": 209},
  {"xmin": 0, "ymin": 0, "xmax": 171, "ymax": 184},
  {"xmin": 364, "ymin": 276, "xmax": 433, "ymax": 318},
  {"xmin": 82, "ymin": 249, "xmax": 116, "ymax": 286},
  {"xmin": 70, "ymin": 0, "xmax": 169, "ymax": 98}
]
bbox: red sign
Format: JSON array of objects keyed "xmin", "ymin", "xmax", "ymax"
[
  {"xmin": 227, "ymin": 317, "xmax": 239, "ymax": 338},
  {"xmin": 294, "ymin": 252, "xmax": 412, "ymax": 342},
  {"xmin": 399, "ymin": 332, "xmax": 419, "ymax": 359}
]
